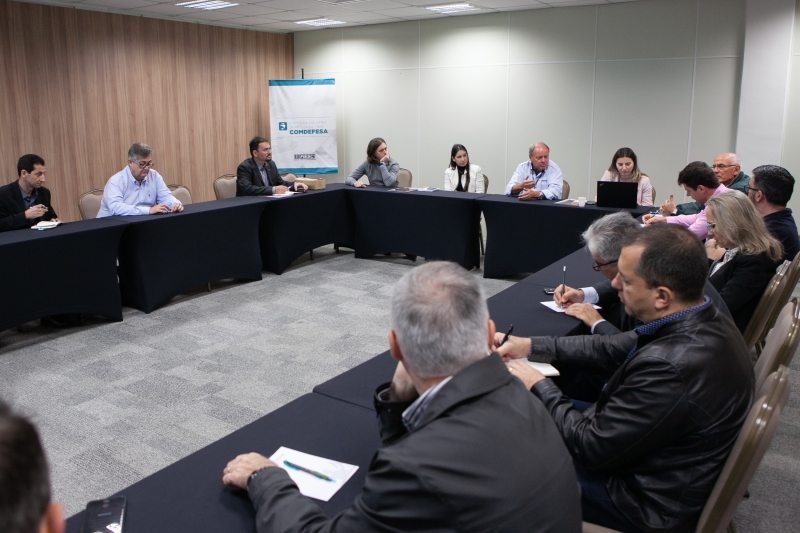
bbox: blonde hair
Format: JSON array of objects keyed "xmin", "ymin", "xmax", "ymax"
[{"xmin": 707, "ymin": 191, "xmax": 783, "ymax": 262}]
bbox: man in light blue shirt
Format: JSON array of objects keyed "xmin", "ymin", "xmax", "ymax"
[
  {"xmin": 97, "ymin": 143, "xmax": 183, "ymax": 217},
  {"xmin": 505, "ymin": 142, "xmax": 563, "ymax": 200}
]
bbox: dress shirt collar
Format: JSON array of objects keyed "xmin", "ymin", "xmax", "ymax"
[
  {"xmin": 125, "ymin": 165, "xmax": 149, "ymax": 187},
  {"xmin": 19, "ymin": 184, "xmax": 37, "ymax": 207},
  {"xmin": 402, "ymin": 376, "xmax": 453, "ymax": 432},
  {"xmin": 635, "ymin": 296, "xmax": 712, "ymax": 337}
]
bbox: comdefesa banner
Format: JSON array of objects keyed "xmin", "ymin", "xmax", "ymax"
[{"xmin": 268, "ymin": 79, "xmax": 338, "ymax": 175}]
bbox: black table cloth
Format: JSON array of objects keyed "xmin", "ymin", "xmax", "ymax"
[
  {"xmin": 0, "ymin": 218, "xmax": 129, "ymax": 332},
  {"xmin": 520, "ymin": 246, "xmax": 606, "ymax": 288},
  {"xmin": 65, "ymin": 394, "xmax": 382, "ymax": 533},
  {"xmin": 477, "ymin": 195, "xmax": 649, "ymax": 278},
  {"xmin": 313, "ymin": 350, "xmax": 395, "ymax": 411},
  {"xmin": 112, "ymin": 197, "xmax": 268, "ymax": 313},
  {"xmin": 258, "ymin": 184, "xmax": 355, "ymax": 274},
  {"xmin": 346, "ymin": 187, "xmax": 481, "ymax": 269}
]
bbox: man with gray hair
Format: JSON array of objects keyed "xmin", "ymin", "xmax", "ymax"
[
  {"xmin": 660, "ymin": 152, "xmax": 748, "ymax": 216},
  {"xmin": 97, "ymin": 143, "xmax": 183, "ymax": 217},
  {"xmin": 222, "ymin": 261, "xmax": 582, "ymax": 533},
  {"xmin": 505, "ymin": 142, "xmax": 563, "ymax": 200}
]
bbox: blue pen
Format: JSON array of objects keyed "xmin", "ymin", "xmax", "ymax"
[{"xmin": 284, "ymin": 460, "xmax": 335, "ymax": 482}]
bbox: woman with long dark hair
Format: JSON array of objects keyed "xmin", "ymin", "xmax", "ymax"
[
  {"xmin": 599, "ymin": 147, "xmax": 653, "ymax": 206},
  {"xmin": 444, "ymin": 144, "xmax": 484, "ymax": 193}
]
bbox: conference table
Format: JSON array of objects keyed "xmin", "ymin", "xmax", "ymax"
[
  {"xmin": 0, "ymin": 218, "xmax": 130, "ymax": 332},
  {"xmin": 113, "ymin": 197, "xmax": 268, "ymax": 313},
  {"xmin": 477, "ymin": 195, "xmax": 649, "ymax": 278},
  {"xmin": 64, "ymin": 246, "xmax": 607, "ymax": 533},
  {"xmin": 346, "ymin": 187, "xmax": 482, "ymax": 270}
]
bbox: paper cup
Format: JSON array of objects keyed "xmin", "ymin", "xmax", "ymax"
[{"xmin": 578, "ymin": 197, "xmax": 587, "ymax": 207}]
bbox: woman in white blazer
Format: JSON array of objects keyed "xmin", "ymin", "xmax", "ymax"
[{"xmin": 444, "ymin": 144, "xmax": 484, "ymax": 193}]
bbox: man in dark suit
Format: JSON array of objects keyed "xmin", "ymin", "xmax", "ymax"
[
  {"xmin": 498, "ymin": 225, "xmax": 754, "ymax": 533},
  {"xmin": 746, "ymin": 164, "xmax": 800, "ymax": 262},
  {"xmin": 222, "ymin": 261, "xmax": 582, "ymax": 533},
  {"xmin": 0, "ymin": 154, "xmax": 59, "ymax": 233},
  {"xmin": 236, "ymin": 136, "xmax": 307, "ymax": 196}
]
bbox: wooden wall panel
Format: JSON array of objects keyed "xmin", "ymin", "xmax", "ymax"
[{"xmin": 0, "ymin": 0, "xmax": 293, "ymax": 222}]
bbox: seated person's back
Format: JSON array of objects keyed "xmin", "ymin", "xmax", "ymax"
[
  {"xmin": 222, "ymin": 262, "xmax": 582, "ymax": 533},
  {"xmin": 706, "ymin": 191, "xmax": 783, "ymax": 332},
  {"xmin": 747, "ymin": 164, "xmax": 800, "ymax": 262}
]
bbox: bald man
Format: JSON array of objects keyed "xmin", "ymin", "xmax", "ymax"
[
  {"xmin": 505, "ymin": 142, "xmax": 563, "ymax": 200},
  {"xmin": 660, "ymin": 152, "xmax": 748, "ymax": 216}
]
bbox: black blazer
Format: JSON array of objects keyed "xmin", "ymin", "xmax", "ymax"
[
  {"xmin": 236, "ymin": 157, "xmax": 290, "ymax": 196},
  {"xmin": 591, "ymin": 278, "xmax": 731, "ymax": 335},
  {"xmin": 247, "ymin": 354, "xmax": 582, "ymax": 533},
  {"xmin": 0, "ymin": 181, "xmax": 57, "ymax": 233},
  {"xmin": 709, "ymin": 251, "xmax": 781, "ymax": 333}
]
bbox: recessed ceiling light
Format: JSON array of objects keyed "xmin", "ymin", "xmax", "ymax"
[
  {"xmin": 296, "ymin": 18, "xmax": 347, "ymax": 27},
  {"xmin": 425, "ymin": 3, "xmax": 480, "ymax": 14},
  {"xmin": 176, "ymin": 1, "xmax": 238, "ymax": 11}
]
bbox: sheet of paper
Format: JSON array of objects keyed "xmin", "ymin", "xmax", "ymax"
[
  {"xmin": 269, "ymin": 447, "xmax": 358, "ymax": 502},
  {"xmin": 525, "ymin": 361, "xmax": 560, "ymax": 376},
  {"xmin": 31, "ymin": 221, "xmax": 61, "ymax": 230},
  {"xmin": 554, "ymin": 199, "xmax": 577, "ymax": 205},
  {"xmin": 272, "ymin": 191, "xmax": 295, "ymax": 198},
  {"xmin": 540, "ymin": 301, "xmax": 601, "ymax": 313}
]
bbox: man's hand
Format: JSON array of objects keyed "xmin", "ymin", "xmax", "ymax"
[
  {"xmin": 170, "ymin": 202, "xmax": 183, "ymax": 213},
  {"xmin": 554, "ymin": 285, "xmax": 583, "ymax": 308},
  {"xmin": 518, "ymin": 189, "xmax": 540, "ymax": 201},
  {"xmin": 25, "ymin": 205, "xmax": 48, "ymax": 219},
  {"xmin": 223, "ymin": 453, "xmax": 277, "ymax": 490},
  {"xmin": 565, "ymin": 303, "xmax": 604, "ymax": 327},
  {"xmin": 353, "ymin": 181, "xmax": 367, "ymax": 188},
  {"xmin": 507, "ymin": 360, "xmax": 546, "ymax": 390},
  {"xmin": 644, "ymin": 214, "xmax": 666, "ymax": 225},
  {"xmin": 275, "ymin": 185, "xmax": 289, "ymax": 195},
  {"xmin": 706, "ymin": 238, "xmax": 726, "ymax": 261},
  {"xmin": 149, "ymin": 204, "xmax": 170, "ymax": 214},
  {"xmin": 492, "ymin": 333, "xmax": 531, "ymax": 362},
  {"xmin": 389, "ymin": 362, "xmax": 418, "ymax": 402},
  {"xmin": 659, "ymin": 194, "xmax": 676, "ymax": 216},
  {"xmin": 294, "ymin": 183, "xmax": 308, "ymax": 192},
  {"xmin": 521, "ymin": 178, "xmax": 536, "ymax": 190}
]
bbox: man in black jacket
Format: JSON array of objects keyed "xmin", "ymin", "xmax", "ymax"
[
  {"xmin": 0, "ymin": 154, "xmax": 59, "ymax": 233},
  {"xmin": 498, "ymin": 225, "xmax": 754, "ymax": 533},
  {"xmin": 746, "ymin": 164, "xmax": 800, "ymax": 262},
  {"xmin": 222, "ymin": 261, "xmax": 582, "ymax": 533},
  {"xmin": 236, "ymin": 136, "xmax": 307, "ymax": 196}
]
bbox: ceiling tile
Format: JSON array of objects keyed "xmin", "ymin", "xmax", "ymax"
[
  {"xmin": 172, "ymin": 9, "xmax": 244, "ymax": 20},
  {"xmin": 256, "ymin": 0, "xmax": 326, "ymax": 9},
  {"xmin": 223, "ymin": 15, "xmax": 281, "ymax": 24},
  {"xmin": 371, "ymin": 6, "xmax": 442, "ymax": 17},
  {"xmin": 131, "ymin": 3, "xmax": 198, "ymax": 14},
  {"xmin": 213, "ymin": 3, "xmax": 284, "ymax": 15},
  {"xmin": 269, "ymin": 10, "xmax": 323, "ymax": 21},
  {"xmin": 472, "ymin": 0, "xmax": 544, "ymax": 7},
  {"xmin": 80, "ymin": 0, "xmax": 159, "ymax": 8},
  {"xmin": 328, "ymin": 10, "xmax": 395, "ymax": 21}
]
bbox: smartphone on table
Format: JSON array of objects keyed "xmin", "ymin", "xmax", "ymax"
[
  {"xmin": 79, "ymin": 495, "xmax": 126, "ymax": 533},
  {"xmin": 543, "ymin": 287, "xmax": 557, "ymax": 295}
]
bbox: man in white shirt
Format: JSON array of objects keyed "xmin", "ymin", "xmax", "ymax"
[
  {"xmin": 97, "ymin": 143, "xmax": 183, "ymax": 217},
  {"xmin": 505, "ymin": 142, "xmax": 563, "ymax": 200}
]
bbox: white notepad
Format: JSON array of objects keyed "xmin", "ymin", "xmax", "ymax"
[
  {"xmin": 540, "ymin": 301, "xmax": 601, "ymax": 313},
  {"xmin": 525, "ymin": 361, "xmax": 560, "ymax": 377},
  {"xmin": 269, "ymin": 447, "xmax": 358, "ymax": 502},
  {"xmin": 30, "ymin": 221, "xmax": 61, "ymax": 230}
]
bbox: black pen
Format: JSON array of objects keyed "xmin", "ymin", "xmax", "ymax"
[
  {"xmin": 284, "ymin": 460, "xmax": 335, "ymax": 482},
  {"xmin": 500, "ymin": 324, "xmax": 514, "ymax": 347}
]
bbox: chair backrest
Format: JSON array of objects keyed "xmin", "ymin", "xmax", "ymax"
[
  {"xmin": 397, "ymin": 168, "xmax": 412, "ymax": 188},
  {"xmin": 482, "ymin": 174, "xmax": 489, "ymax": 193},
  {"xmin": 753, "ymin": 299, "xmax": 796, "ymax": 393},
  {"xmin": 651, "ymin": 185, "xmax": 656, "ymax": 204},
  {"xmin": 696, "ymin": 365, "xmax": 791, "ymax": 533},
  {"xmin": 742, "ymin": 260, "xmax": 789, "ymax": 350},
  {"xmin": 78, "ymin": 188, "xmax": 104, "ymax": 220},
  {"xmin": 758, "ymin": 252, "xmax": 800, "ymax": 345},
  {"xmin": 561, "ymin": 179, "xmax": 570, "ymax": 200},
  {"xmin": 167, "ymin": 184, "xmax": 192, "ymax": 205},
  {"xmin": 213, "ymin": 174, "xmax": 237, "ymax": 200}
]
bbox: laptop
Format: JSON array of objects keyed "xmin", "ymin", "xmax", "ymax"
[{"xmin": 596, "ymin": 181, "xmax": 639, "ymax": 209}]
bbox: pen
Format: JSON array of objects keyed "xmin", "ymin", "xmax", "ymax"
[
  {"xmin": 284, "ymin": 460, "xmax": 335, "ymax": 482},
  {"xmin": 500, "ymin": 324, "xmax": 514, "ymax": 347},
  {"xmin": 561, "ymin": 266, "xmax": 566, "ymax": 309}
]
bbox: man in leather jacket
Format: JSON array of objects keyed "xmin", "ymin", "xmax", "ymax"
[
  {"xmin": 498, "ymin": 225, "xmax": 754, "ymax": 533},
  {"xmin": 221, "ymin": 262, "xmax": 582, "ymax": 533}
]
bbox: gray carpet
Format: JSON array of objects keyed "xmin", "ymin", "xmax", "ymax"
[{"xmin": 0, "ymin": 246, "xmax": 798, "ymax": 532}]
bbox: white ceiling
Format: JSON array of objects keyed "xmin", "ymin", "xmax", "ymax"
[{"xmin": 13, "ymin": 0, "xmax": 644, "ymax": 34}]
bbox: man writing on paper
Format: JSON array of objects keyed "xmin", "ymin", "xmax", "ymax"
[
  {"xmin": 97, "ymin": 143, "xmax": 183, "ymax": 217},
  {"xmin": 0, "ymin": 154, "xmax": 60, "ymax": 233},
  {"xmin": 505, "ymin": 142, "xmax": 563, "ymax": 200},
  {"xmin": 222, "ymin": 261, "xmax": 581, "ymax": 533},
  {"xmin": 497, "ymin": 225, "xmax": 753, "ymax": 533},
  {"xmin": 237, "ymin": 136, "xmax": 307, "ymax": 196}
]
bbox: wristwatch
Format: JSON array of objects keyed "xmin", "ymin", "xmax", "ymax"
[{"xmin": 538, "ymin": 191, "xmax": 545, "ymax": 200}]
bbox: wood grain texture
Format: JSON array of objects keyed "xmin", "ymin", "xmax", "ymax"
[{"xmin": 0, "ymin": 0, "xmax": 293, "ymax": 221}]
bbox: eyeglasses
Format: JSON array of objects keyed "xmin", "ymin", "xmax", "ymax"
[
  {"xmin": 743, "ymin": 185, "xmax": 759, "ymax": 194},
  {"xmin": 592, "ymin": 259, "xmax": 618, "ymax": 272},
  {"xmin": 706, "ymin": 222, "xmax": 716, "ymax": 232},
  {"xmin": 711, "ymin": 164, "xmax": 737, "ymax": 170},
  {"xmin": 131, "ymin": 160, "xmax": 155, "ymax": 169}
]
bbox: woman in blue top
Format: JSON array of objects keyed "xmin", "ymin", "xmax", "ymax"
[{"xmin": 346, "ymin": 138, "xmax": 399, "ymax": 188}]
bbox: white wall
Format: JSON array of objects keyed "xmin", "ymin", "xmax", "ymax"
[
  {"xmin": 295, "ymin": 0, "xmax": 744, "ymax": 206},
  {"xmin": 781, "ymin": 0, "xmax": 800, "ymax": 214}
]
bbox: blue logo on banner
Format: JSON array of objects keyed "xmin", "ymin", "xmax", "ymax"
[{"xmin": 278, "ymin": 122, "xmax": 287, "ymax": 130}]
